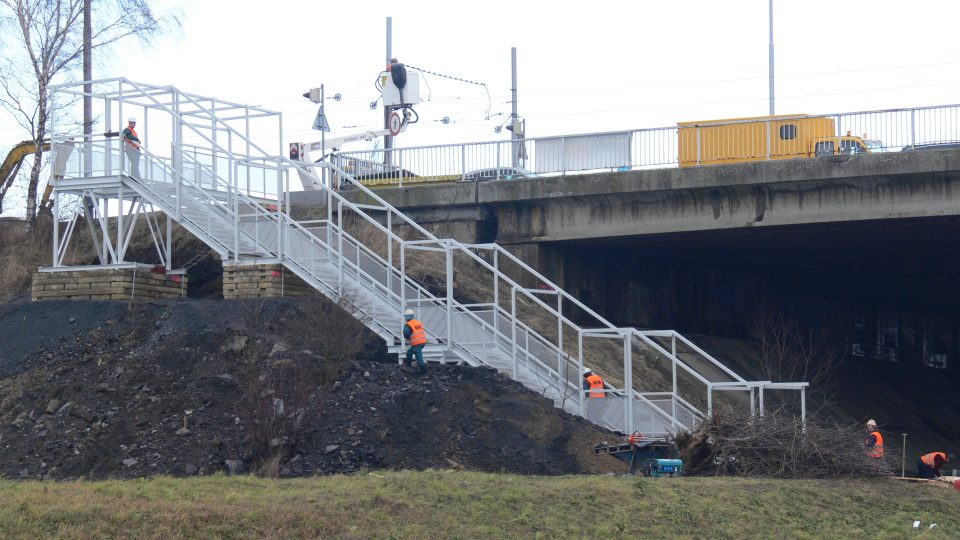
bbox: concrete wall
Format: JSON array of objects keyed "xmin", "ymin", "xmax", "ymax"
[{"xmin": 312, "ymin": 148, "xmax": 960, "ymax": 246}]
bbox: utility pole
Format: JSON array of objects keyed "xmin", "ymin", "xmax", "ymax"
[
  {"xmin": 768, "ymin": 0, "xmax": 775, "ymax": 116},
  {"xmin": 383, "ymin": 16, "xmax": 392, "ymax": 165},
  {"xmin": 511, "ymin": 47, "xmax": 519, "ymax": 168}
]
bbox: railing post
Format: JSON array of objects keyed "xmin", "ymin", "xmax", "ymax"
[
  {"xmin": 460, "ymin": 144, "xmax": 466, "ymax": 181},
  {"xmin": 696, "ymin": 126, "xmax": 702, "ymax": 165},
  {"xmin": 910, "ymin": 109, "xmax": 916, "ymax": 148},
  {"xmin": 765, "ymin": 119, "xmax": 771, "ymax": 160},
  {"xmin": 750, "ymin": 386, "xmax": 756, "ymax": 417},
  {"xmin": 560, "ymin": 136, "xmax": 566, "ymax": 175}
]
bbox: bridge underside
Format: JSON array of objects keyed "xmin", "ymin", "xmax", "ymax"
[{"xmin": 545, "ymin": 214, "xmax": 960, "ymax": 369}]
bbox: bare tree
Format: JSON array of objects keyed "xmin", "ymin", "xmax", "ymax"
[
  {"xmin": 0, "ymin": 0, "xmax": 176, "ymax": 222},
  {"xmin": 751, "ymin": 310, "xmax": 841, "ymax": 392}
]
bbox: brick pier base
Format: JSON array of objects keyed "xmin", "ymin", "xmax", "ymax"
[
  {"xmin": 222, "ymin": 263, "xmax": 311, "ymax": 299},
  {"xmin": 32, "ymin": 268, "xmax": 187, "ymax": 301}
]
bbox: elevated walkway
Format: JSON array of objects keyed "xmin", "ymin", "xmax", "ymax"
[{"xmin": 41, "ymin": 79, "xmax": 807, "ymax": 436}]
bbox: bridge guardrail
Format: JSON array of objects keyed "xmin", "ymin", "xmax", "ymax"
[{"xmin": 332, "ymin": 103, "xmax": 960, "ymax": 185}]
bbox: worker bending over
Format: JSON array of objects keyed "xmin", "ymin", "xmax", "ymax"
[
  {"xmin": 403, "ymin": 309, "xmax": 427, "ymax": 376},
  {"xmin": 865, "ymin": 419, "xmax": 884, "ymax": 459},
  {"xmin": 917, "ymin": 451, "xmax": 955, "ymax": 479},
  {"xmin": 582, "ymin": 367, "xmax": 605, "ymax": 423}
]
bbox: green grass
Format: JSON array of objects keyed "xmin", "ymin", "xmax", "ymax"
[{"xmin": 0, "ymin": 472, "xmax": 957, "ymax": 539}]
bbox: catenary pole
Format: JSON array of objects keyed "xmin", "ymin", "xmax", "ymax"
[
  {"xmin": 768, "ymin": 0, "xmax": 775, "ymax": 116},
  {"xmin": 383, "ymin": 16, "xmax": 392, "ymax": 165}
]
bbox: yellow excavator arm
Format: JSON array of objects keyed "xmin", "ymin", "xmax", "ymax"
[{"xmin": 0, "ymin": 139, "xmax": 52, "ymax": 213}]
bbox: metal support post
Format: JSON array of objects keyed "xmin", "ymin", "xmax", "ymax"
[
  {"xmin": 52, "ymin": 190, "xmax": 59, "ymax": 266},
  {"xmin": 116, "ymin": 185, "xmax": 123, "ymax": 262},
  {"xmin": 337, "ymin": 200, "xmax": 344, "ymax": 294},
  {"xmin": 557, "ymin": 294, "xmax": 563, "ymax": 382},
  {"xmin": 446, "ymin": 243, "xmax": 453, "ymax": 349},
  {"xmin": 386, "ymin": 211, "xmax": 392, "ymax": 296},
  {"xmin": 165, "ymin": 215, "xmax": 172, "ymax": 269},
  {"xmin": 399, "ymin": 241, "xmax": 406, "ymax": 310},
  {"xmin": 624, "ymin": 333, "xmax": 634, "ymax": 433},
  {"xmin": 102, "ymin": 199, "xmax": 110, "ymax": 263},
  {"xmin": 578, "ymin": 330, "xmax": 584, "ymax": 418},
  {"xmin": 511, "ymin": 286, "xmax": 518, "ymax": 376},
  {"xmin": 750, "ymin": 387, "xmax": 756, "ymax": 417},
  {"xmin": 276, "ymin": 167, "xmax": 283, "ymax": 262},
  {"xmin": 759, "ymin": 386, "xmax": 765, "ymax": 417},
  {"xmin": 493, "ymin": 249, "xmax": 499, "ymax": 339},
  {"xmin": 800, "ymin": 386, "xmax": 806, "ymax": 426},
  {"xmin": 707, "ymin": 385, "xmax": 713, "ymax": 416},
  {"xmin": 671, "ymin": 334, "xmax": 677, "ymax": 421}
]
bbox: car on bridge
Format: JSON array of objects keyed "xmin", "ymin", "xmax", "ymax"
[
  {"xmin": 901, "ymin": 141, "xmax": 960, "ymax": 152},
  {"xmin": 460, "ymin": 167, "xmax": 534, "ymax": 182}
]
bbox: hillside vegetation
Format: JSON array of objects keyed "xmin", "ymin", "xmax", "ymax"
[{"xmin": 0, "ymin": 473, "xmax": 957, "ymax": 539}]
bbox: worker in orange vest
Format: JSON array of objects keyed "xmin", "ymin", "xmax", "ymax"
[
  {"xmin": 122, "ymin": 117, "xmax": 142, "ymax": 179},
  {"xmin": 917, "ymin": 451, "xmax": 954, "ymax": 479},
  {"xmin": 581, "ymin": 367, "xmax": 605, "ymax": 423},
  {"xmin": 582, "ymin": 368, "xmax": 606, "ymax": 399},
  {"xmin": 865, "ymin": 419, "xmax": 884, "ymax": 459},
  {"xmin": 402, "ymin": 309, "xmax": 427, "ymax": 376}
]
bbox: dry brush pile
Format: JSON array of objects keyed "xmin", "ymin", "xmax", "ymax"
[{"xmin": 675, "ymin": 410, "xmax": 893, "ymax": 478}]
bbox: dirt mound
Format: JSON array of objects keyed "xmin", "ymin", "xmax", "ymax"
[{"xmin": 0, "ymin": 297, "xmax": 620, "ymax": 480}]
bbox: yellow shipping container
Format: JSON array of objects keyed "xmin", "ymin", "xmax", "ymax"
[{"xmin": 678, "ymin": 115, "xmax": 870, "ymax": 167}]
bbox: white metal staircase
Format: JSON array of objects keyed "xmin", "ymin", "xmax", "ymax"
[{"xmin": 49, "ymin": 79, "xmax": 808, "ymax": 437}]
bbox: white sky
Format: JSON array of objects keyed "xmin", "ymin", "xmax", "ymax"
[{"xmin": 3, "ymin": 0, "xmax": 960, "ymax": 173}]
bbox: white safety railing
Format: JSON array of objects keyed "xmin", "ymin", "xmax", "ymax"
[
  {"xmin": 50, "ymin": 79, "xmax": 810, "ymax": 437},
  {"xmin": 332, "ymin": 103, "xmax": 960, "ymax": 184}
]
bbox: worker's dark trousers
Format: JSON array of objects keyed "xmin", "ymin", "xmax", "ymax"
[
  {"xmin": 917, "ymin": 459, "xmax": 938, "ymax": 479},
  {"xmin": 405, "ymin": 344, "xmax": 425, "ymax": 371}
]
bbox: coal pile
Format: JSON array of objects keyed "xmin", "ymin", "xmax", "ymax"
[{"xmin": 0, "ymin": 298, "xmax": 619, "ymax": 480}]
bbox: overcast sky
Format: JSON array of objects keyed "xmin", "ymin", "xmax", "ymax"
[{"xmin": 3, "ymin": 0, "xmax": 960, "ymax": 177}]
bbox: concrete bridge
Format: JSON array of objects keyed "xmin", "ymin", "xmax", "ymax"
[{"xmin": 292, "ymin": 148, "xmax": 960, "ymax": 371}]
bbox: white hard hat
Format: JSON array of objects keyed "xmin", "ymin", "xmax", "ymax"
[
  {"xmin": 866, "ymin": 419, "xmax": 877, "ymax": 427},
  {"xmin": 403, "ymin": 309, "xmax": 414, "ymax": 316},
  {"xmin": 127, "ymin": 117, "xmax": 137, "ymax": 123},
  {"xmin": 583, "ymin": 367, "xmax": 593, "ymax": 375}
]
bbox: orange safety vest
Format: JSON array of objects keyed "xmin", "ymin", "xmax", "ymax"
[
  {"xmin": 868, "ymin": 431, "xmax": 884, "ymax": 458},
  {"xmin": 921, "ymin": 452, "xmax": 947, "ymax": 468},
  {"xmin": 586, "ymin": 374, "xmax": 605, "ymax": 398},
  {"xmin": 406, "ymin": 319, "xmax": 427, "ymax": 346},
  {"xmin": 124, "ymin": 126, "xmax": 140, "ymax": 150}
]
